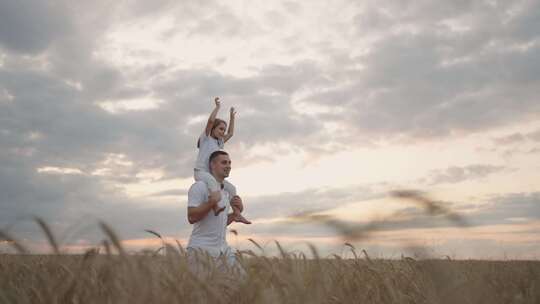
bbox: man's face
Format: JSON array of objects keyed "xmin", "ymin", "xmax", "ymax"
[{"xmin": 210, "ymin": 154, "xmax": 231, "ymax": 179}]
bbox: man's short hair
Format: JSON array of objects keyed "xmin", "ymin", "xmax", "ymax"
[{"xmin": 209, "ymin": 150, "xmax": 229, "ymax": 165}]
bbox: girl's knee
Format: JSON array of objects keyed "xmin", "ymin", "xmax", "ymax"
[{"xmin": 224, "ymin": 181, "xmax": 237, "ymax": 196}]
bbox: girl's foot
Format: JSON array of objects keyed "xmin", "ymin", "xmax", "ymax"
[{"xmin": 234, "ymin": 214, "xmax": 252, "ymax": 224}]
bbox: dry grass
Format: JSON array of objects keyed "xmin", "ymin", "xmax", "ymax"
[
  {"xmin": 1, "ymin": 243, "xmax": 539, "ymax": 303},
  {"xmin": 1, "ymin": 191, "xmax": 539, "ymax": 303}
]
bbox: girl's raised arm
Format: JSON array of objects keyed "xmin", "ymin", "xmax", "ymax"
[
  {"xmin": 224, "ymin": 107, "xmax": 236, "ymax": 143},
  {"xmin": 205, "ymin": 97, "xmax": 221, "ymax": 136}
]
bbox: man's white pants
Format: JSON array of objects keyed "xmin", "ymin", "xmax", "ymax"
[{"xmin": 186, "ymin": 247, "xmax": 247, "ymax": 279}]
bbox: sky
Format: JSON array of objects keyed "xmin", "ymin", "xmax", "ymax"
[{"xmin": 1, "ymin": 0, "xmax": 539, "ymax": 259}]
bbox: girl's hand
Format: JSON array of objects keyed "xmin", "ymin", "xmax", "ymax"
[
  {"xmin": 230, "ymin": 195, "xmax": 243, "ymax": 212},
  {"xmin": 214, "ymin": 97, "xmax": 221, "ymax": 107},
  {"xmin": 230, "ymin": 107, "xmax": 236, "ymax": 116}
]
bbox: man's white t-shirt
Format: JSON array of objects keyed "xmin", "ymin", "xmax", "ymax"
[
  {"xmin": 195, "ymin": 132, "xmax": 224, "ymax": 172},
  {"xmin": 187, "ymin": 181, "xmax": 231, "ymax": 257}
]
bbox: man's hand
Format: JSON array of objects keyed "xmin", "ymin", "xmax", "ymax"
[
  {"xmin": 214, "ymin": 97, "xmax": 221, "ymax": 107},
  {"xmin": 188, "ymin": 191, "xmax": 221, "ymax": 224},
  {"xmin": 230, "ymin": 195, "xmax": 243, "ymax": 212},
  {"xmin": 230, "ymin": 107, "xmax": 236, "ymax": 117},
  {"xmin": 208, "ymin": 191, "xmax": 221, "ymax": 207}
]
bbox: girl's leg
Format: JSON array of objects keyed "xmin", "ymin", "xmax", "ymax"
[
  {"xmin": 223, "ymin": 180, "xmax": 237, "ymax": 198},
  {"xmin": 194, "ymin": 170, "xmax": 220, "ymax": 192},
  {"xmin": 194, "ymin": 170, "xmax": 225, "ymax": 214}
]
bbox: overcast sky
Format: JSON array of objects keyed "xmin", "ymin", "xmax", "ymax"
[{"xmin": 1, "ymin": 0, "xmax": 539, "ymax": 258}]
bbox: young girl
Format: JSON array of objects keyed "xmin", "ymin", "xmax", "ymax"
[{"xmin": 194, "ymin": 97, "xmax": 251, "ymax": 224}]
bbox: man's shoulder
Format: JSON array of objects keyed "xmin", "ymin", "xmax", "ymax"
[{"xmin": 188, "ymin": 181, "xmax": 208, "ymax": 207}]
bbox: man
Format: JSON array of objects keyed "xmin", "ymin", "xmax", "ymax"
[{"xmin": 186, "ymin": 150, "xmax": 245, "ymax": 274}]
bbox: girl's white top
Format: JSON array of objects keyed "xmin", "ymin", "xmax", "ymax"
[{"xmin": 195, "ymin": 132, "xmax": 224, "ymax": 172}]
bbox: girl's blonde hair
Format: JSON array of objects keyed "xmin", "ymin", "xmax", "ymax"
[{"xmin": 197, "ymin": 118, "xmax": 227, "ymax": 148}]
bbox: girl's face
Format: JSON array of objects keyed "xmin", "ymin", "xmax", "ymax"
[{"xmin": 212, "ymin": 122, "xmax": 226, "ymax": 139}]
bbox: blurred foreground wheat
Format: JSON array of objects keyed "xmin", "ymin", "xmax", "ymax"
[
  {"xmin": 1, "ymin": 191, "xmax": 539, "ymax": 303},
  {"xmin": 1, "ymin": 245, "xmax": 539, "ymax": 304}
]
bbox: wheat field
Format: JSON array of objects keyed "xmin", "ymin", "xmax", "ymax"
[
  {"xmin": 1, "ymin": 191, "xmax": 539, "ymax": 303},
  {"xmin": 1, "ymin": 240, "xmax": 539, "ymax": 304}
]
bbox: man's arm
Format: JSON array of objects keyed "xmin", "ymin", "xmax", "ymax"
[
  {"xmin": 187, "ymin": 191, "xmax": 220, "ymax": 224},
  {"xmin": 224, "ymin": 107, "xmax": 235, "ymax": 143}
]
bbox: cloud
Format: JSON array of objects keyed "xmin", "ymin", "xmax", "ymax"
[
  {"xmin": 0, "ymin": 2, "xmax": 198, "ymax": 245},
  {"xmin": 305, "ymin": 0, "xmax": 540, "ymax": 141},
  {"xmin": 7, "ymin": 0, "xmax": 532, "ymax": 166},
  {"xmin": 425, "ymin": 164, "xmax": 508, "ymax": 185},
  {"xmin": 0, "ymin": 1, "xmax": 70, "ymax": 54},
  {"xmin": 528, "ymin": 129, "xmax": 540, "ymax": 141},
  {"xmin": 149, "ymin": 63, "xmax": 331, "ymax": 153},
  {"xmin": 493, "ymin": 133, "xmax": 528, "ymax": 145},
  {"xmin": 0, "ymin": 156, "xmax": 191, "ymax": 245},
  {"xmin": 493, "ymin": 128, "xmax": 540, "ymax": 145},
  {"xmin": 1, "ymin": 0, "xmax": 539, "ymax": 257},
  {"xmin": 476, "ymin": 192, "xmax": 540, "ymax": 223},
  {"xmin": 240, "ymin": 191, "xmax": 540, "ymax": 241},
  {"xmin": 0, "ymin": 7, "xmax": 333, "ymax": 248},
  {"xmin": 147, "ymin": 189, "xmax": 188, "ymax": 197},
  {"xmin": 243, "ymin": 184, "xmax": 384, "ymax": 220}
]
